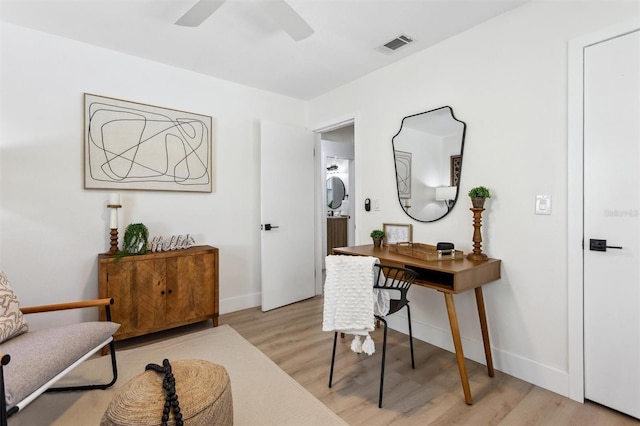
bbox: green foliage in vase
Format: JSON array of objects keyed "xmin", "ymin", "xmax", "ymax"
[
  {"xmin": 468, "ymin": 186, "xmax": 491, "ymax": 198},
  {"xmin": 116, "ymin": 223, "xmax": 149, "ymax": 260},
  {"xmin": 370, "ymin": 229, "xmax": 385, "ymax": 239}
]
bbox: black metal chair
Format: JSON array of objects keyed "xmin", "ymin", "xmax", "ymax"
[{"xmin": 329, "ymin": 263, "xmax": 418, "ymax": 408}]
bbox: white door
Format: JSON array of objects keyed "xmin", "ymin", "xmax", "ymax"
[
  {"xmin": 260, "ymin": 120, "xmax": 316, "ymax": 311},
  {"xmin": 584, "ymin": 30, "xmax": 640, "ymax": 419}
]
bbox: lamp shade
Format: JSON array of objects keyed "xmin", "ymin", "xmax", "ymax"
[{"xmin": 435, "ymin": 186, "xmax": 457, "ymax": 201}]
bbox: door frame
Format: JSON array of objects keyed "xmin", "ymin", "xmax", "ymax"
[
  {"xmin": 313, "ymin": 114, "xmax": 359, "ymax": 295},
  {"xmin": 567, "ymin": 18, "xmax": 640, "ymax": 403}
]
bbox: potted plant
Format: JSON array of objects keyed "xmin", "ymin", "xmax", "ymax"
[
  {"xmin": 116, "ymin": 223, "xmax": 149, "ymax": 260},
  {"xmin": 370, "ymin": 229, "xmax": 385, "ymax": 248},
  {"xmin": 468, "ymin": 186, "xmax": 491, "ymax": 208}
]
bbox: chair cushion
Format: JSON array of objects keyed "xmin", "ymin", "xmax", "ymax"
[
  {"xmin": 1, "ymin": 321, "xmax": 120, "ymax": 407},
  {"xmin": 0, "ymin": 271, "xmax": 28, "ymax": 344}
]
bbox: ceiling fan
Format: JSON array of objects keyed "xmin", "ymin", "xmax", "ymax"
[{"xmin": 175, "ymin": 0, "xmax": 315, "ymax": 41}]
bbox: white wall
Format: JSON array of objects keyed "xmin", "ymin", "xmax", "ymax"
[
  {"xmin": 0, "ymin": 23, "xmax": 307, "ymax": 327},
  {"xmin": 308, "ymin": 0, "xmax": 638, "ymax": 398}
]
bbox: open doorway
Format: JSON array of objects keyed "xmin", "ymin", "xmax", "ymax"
[{"xmin": 320, "ymin": 124, "xmax": 355, "ymax": 273}]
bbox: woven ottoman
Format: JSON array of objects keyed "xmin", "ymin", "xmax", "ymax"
[{"xmin": 101, "ymin": 359, "xmax": 233, "ymax": 426}]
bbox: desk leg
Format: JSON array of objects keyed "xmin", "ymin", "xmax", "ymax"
[
  {"xmin": 475, "ymin": 287, "xmax": 495, "ymax": 377},
  {"xmin": 444, "ymin": 293, "xmax": 473, "ymax": 405}
]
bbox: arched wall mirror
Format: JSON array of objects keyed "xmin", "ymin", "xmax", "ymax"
[
  {"xmin": 326, "ymin": 176, "xmax": 345, "ymax": 209},
  {"xmin": 392, "ymin": 106, "xmax": 466, "ymax": 222}
]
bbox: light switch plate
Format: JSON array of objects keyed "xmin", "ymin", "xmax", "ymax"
[{"xmin": 535, "ymin": 195, "xmax": 551, "ymax": 215}]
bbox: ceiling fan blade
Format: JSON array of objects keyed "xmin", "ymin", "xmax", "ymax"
[
  {"xmin": 261, "ymin": 0, "xmax": 314, "ymax": 41},
  {"xmin": 175, "ymin": 0, "xmax": 226, "ymax": 27}
]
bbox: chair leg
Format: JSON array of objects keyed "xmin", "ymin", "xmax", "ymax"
[
  {"xmin": 48, "ymin": 339, "xmax": 118, "ymax": 392},
  {"xmin": 329, "ymin": 332, "xmax": 338, "ymax": 388},
  {"xmin": 1, "ymin": 354, "xmax": 9, "ymax": 426},
  {"xmin": 406, "ymin": 304, "xmax": 415, "ymax": 369},
  {"xmin": 378, "ymin": 316, "xmax": 388, "ymax": 408}
]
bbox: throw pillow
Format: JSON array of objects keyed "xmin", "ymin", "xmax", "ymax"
[{"xmin": 0, "ymin": 271, "xmax": 29, "ymax": 344}]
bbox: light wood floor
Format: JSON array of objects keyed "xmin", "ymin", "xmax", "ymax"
[
  {"xmin": 116, "ymin": 296, "xmax": 638, "ymax": 425},
  {"xmin": 216, "ymin": 296, "xmax": 638, "ymax": 426}
]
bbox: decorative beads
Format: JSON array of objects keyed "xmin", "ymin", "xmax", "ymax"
[{"xmin": 146, "ymin": 359, "xmax": 184, "ymax": 426}]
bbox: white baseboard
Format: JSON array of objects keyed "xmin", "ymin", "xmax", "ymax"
[
  {"xmin": 386, "ymin": 314, "xmax": 570, "ymax": 398},
  {"xmin": 220, "ymin": 293, "xmax": 261, "ymax": 315}
]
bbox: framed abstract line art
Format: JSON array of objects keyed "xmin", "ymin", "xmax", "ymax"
[
  {"xmin": 84, "ymin": 93, "xmax": 213, "ymax": 192},
  {"xmin": 383, "ymin": 223, "xmax": 413, "ymax": 245},
  {"xmin": 450, "ymin": 155, "xmax": 461, "ymax": 187},
  {"xmin": 394, "ymin": 150, "xmax": 411, "ymax": 199}
]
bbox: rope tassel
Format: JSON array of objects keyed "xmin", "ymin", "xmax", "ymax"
[
  {"xmin": 350, "ymin": 335, "xmax": 363, "ymax": 353},
  {"xmin": 362, "ymin": 334, "xmax": 375, "ymax": 355}
]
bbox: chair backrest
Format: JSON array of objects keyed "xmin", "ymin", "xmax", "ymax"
[{"xmin": 373, "ymin": 264, "xmax": 418, "ymax": 294}]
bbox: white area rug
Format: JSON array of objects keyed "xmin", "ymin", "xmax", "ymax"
[{"xmin": 10, "ymin": 325, "xmax": 347, "ymax": 425}]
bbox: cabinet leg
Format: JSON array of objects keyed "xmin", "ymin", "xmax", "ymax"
[
  {"xmin": 475, "ymin": 287, "xmax": 494, "ymax": 377},
  {"xmin": 444, "ymin": 293, "xmax": 473, "ymax": 405}
]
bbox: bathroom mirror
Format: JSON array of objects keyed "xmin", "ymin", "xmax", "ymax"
[
  {"xmin": 326, "ymin": 176, "xmax": 345, "ymax": 209},
  {"xmin": 392, "ymin": 106, "xmax": 466, "ymax": 222}
]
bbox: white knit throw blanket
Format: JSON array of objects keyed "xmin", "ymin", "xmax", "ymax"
[{"xmin": 322, "ymin": 255, "xmax": 380, "ymax": 355}]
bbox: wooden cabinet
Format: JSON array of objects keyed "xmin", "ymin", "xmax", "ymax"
[
  {"xmin": 327, "ymin": 217, "xmax": 348, "ymax": 253},
  {"xmin": 98, "ymin": 245, "xmax": 218, "ymax": 342}
]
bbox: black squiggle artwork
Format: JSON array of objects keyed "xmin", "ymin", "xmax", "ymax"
[{"xmin": 85, "ymin": 94, "xmax": 212, "ymax": 192}]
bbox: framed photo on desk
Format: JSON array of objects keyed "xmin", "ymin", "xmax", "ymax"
[{"xmin": 383, "ymin": 223, "xmax": 412, "ymax": 245}]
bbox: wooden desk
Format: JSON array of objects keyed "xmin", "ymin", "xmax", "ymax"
[{"xmin": 332, "ymin": 244, "xmax": 501, "ymax": 404}]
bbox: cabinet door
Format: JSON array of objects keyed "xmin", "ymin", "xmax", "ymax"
[
  {"xmin": 327, "ymin": 217, "xmax": 348, "ymax": 253},
  {"xmin": 106, "ymin": 258, "xmax": 167, "ymax": 338},
  {"xmin": 165, "ymin": 252, "xmax": 216, "ymax": 324}
]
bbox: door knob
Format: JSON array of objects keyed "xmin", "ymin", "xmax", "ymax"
[
  {"xmin": 262, "ymin": 223, "xmax": 280, "ymax": 231},
  {"xmin": 589, "ymin": 238, "xmax": 623, "ymax": 251}
]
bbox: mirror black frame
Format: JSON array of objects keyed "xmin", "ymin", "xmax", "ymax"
[
  {"xmin": 392, "ymin": 106, "xmax": 466, "ymax": 223},
  {"xmin": 326, "ymin": 176, "xmax": 346, "ymax": 209}
]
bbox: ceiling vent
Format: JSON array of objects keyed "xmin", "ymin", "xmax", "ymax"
[{"xmin": 377, "ymin": 34, "xmax": 414, "ymax": 54}]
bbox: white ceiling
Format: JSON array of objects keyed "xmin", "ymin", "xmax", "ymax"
[{"xmin": 0, "ymin": 0, "xmax": 528, "ymax": 100}]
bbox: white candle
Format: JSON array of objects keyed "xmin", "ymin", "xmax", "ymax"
[
  {"xmin": 109, "ymin": 209, "xmax": 118, "ymax": 229},
  {"xmin": 109, "ymin": 193, "xmax": 120, "ymax": 206}
]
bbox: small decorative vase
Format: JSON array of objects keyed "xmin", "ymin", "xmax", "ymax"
[
  {"xmin": 373, "ymin": 238, "xmax": 382, "ymax": 248},
  {"xmin": 471, "ymin": 197, "xmax": 486, "ymax": 209}
]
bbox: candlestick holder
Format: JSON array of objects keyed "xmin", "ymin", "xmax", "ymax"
[
  {"xmin": 467, "ymin": 207, "xmax": 488, "ymax": 261},
  {"xmin": 107, "ymin": 202, "xmax": 121, "ymax": 255}
]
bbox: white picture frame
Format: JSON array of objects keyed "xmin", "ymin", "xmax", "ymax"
[{"xmin": 383, "ymin": 223, "xmax": 413, "ymax": 245}]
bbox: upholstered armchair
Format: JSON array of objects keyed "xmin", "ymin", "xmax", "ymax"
[{"xmin": 0, "ymin": 271, "xmax": 119, "ymax": 425}]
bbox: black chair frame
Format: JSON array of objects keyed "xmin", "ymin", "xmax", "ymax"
[{"xmin": 329, "ymin": 263, "xmax": 418, "ymax": 408}]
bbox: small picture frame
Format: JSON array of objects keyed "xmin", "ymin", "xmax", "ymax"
[
  {"xmin": 383, "ymin": 223, "xmax": 413, "ymax": 245},
  {"xmin": 394, "ymin": 150, "xmax": 412, "ymax": 199},
  {"xmin": 450, "ymin": 155, "xmax": 461, "ymax": 187}
]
